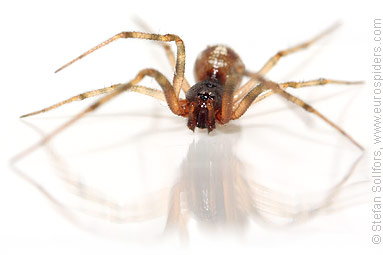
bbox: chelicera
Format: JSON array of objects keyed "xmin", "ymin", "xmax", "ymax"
[{"xmin": 20, "ymin": 24, "xmax": 363, "ymax": 150}]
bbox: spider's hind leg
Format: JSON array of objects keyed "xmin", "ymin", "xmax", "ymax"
[
  {"xmin": 233, "ymin": 23, "xmax": 341, "ymax": 103},
  {"xmin": 257, "ymin": 23, "xmax": 340, "ymax": 76}
]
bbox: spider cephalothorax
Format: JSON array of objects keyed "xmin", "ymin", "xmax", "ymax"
[{"xmin": 185, "ymin": 79, "xmax": 224, "ymax": 132}]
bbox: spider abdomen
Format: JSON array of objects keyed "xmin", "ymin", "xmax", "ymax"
[{"xmin": 194, "ymin": 45, "xmax": 245, "ymax": 86}]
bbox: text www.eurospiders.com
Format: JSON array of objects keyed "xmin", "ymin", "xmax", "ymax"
[{"xmin": 372, "ymin": 17, "xmax": 382, "ymax": 246}]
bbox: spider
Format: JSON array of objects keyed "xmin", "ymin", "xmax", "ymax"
[{"xmin": 19, "ymin": 23, "xmax": 363, "ymax": 151}]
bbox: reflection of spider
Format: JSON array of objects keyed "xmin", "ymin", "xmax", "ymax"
[{"xmin": 21, "ymin": 23, "xmax": 362, "ymax": 149}]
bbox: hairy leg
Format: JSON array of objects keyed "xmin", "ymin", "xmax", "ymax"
[
  {"xmin": 232, "ymin": 77, "xmax": 363, "ymax": 150},
  {"xmin": 133, "ymin": 17, "xmax": 191, "ymax": 93},
  {"xmin": 257, "ymin": 23, "xmax": 340, "ymax": 76},
  {"xmin": 251, "ymin": 78, "xmax": 363, "ymax": 105},
  {"xmin": 234, "ymin": 23, "xmax": 340, "ymax": 102},
  {"xmin": 13, "ymin": 69, "xmax": 185, "ymax": 163},
  {"xmin": 55, "ymin": 32, "xmax": 186, "ymax": 98},
  {"xmin": 20, "ymin": 84, "xmax": 167, "ymax": 118}
]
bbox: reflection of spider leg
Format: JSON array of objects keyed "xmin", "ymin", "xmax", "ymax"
[
  {"xmin": 250, "ymin": 153, "xmax": 366, "ymax": 224},
  {"xmin": 20, "ymin": 85, "xmax": 165, "ymax": 118},
  {"xmin": 54, "ymin": 31, "xmax": 186, "ymax": 98},
  {"xmin": 233, "ymin": 23, "xmax": 340, "ymax": 101},
  {"xmin": 165, "ymin": 183, "xmax": 189, "ymax": 238},
  {"xmin": 133, "ymin": 17, "xmax": 191, "ymax": 92},
  {"xmin": 62, "ymin": 173, "xmax": 170, "ymax": 223},
  {"xmin": 14, "ymin": 69, "xmax": 184, "ymax": 162}
]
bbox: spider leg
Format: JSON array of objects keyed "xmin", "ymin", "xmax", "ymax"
[
  {"xmin": 133, "ymin": 17, "xmax": 191, "ymax": 93},
  {"xmin": 220, "ymin": 72, "xmax": 244, "ymax": 124},
  {"xmin": 13, "ymin": 69, "xmax": 185, "ymax": 163},
  {"xmin": 20, "ymin": 85, "xmax": 166, "ymax": 118},
  {"xmin": 232, "ymin": 82, "xmax": 267, "ymax": 120},
  {"xmin": 234, "ymin": 23, "xmax": 340, "ymax": 102},
  {"xmin": 265, "ymin": 79, "xmax": 363, "ymax": 150},
  {"xmin": 155, "ymin": 42, "xmax": 191, "ymax": 94},
  {"xmin": 55, "ymin": 32, "xmax": 186, "ymax": 99},
  {"xmin": 257, "ymin": 23, "xmax": 340, "ymax": 76},
  {"xmin": 251, "ymin": 78, "xmax": 363, "ymax": 105},
  {"xmin": 233, "ymin": 77, "xmax": 261, "ymax": 103},
  {"xmin": 232, "ymin": 77, "xmax": 363, "ymax": 150}
]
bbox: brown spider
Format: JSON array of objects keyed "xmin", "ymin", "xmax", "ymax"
[{"xmin": 19, "ymin": 23, "xmax": 363, "ymax": 151}]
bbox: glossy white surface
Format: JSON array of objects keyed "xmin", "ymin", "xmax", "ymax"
[{"xmin": 1, "ymin": 0, "xmax": 376, "ymax": 254}]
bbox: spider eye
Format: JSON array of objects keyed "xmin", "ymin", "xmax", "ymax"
[
  {"xmin": 206, "ymin": 82, "xmax": 216, "ymax": 88},
  {"xmin": 198, "ymin": 92, "xmax": 215, "ymax": 101}
]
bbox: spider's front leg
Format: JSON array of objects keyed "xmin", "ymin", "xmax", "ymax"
[
  {"xmin": 133, "ymin": 18, "xmax": 191, "ymax": 93},
  {"xmin": 55, "ymin": 31, "xmax": 186, "ymax": 99}
]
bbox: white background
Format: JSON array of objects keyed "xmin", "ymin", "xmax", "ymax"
[{"xmin": 0, "ymin": 0, "xmax": 379, "ymax": 254}]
